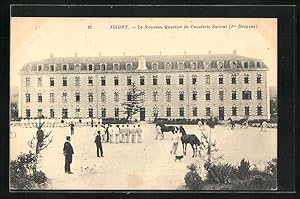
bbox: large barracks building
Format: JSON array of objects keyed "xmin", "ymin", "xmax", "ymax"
[{"xmin": 19, "ymin": 50, "xmax": 270, "ymax": 121}]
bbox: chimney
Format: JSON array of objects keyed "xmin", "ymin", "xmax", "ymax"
[
  {"xmin": 184, "ymin": 50, "xmax": 187, "ymax": 55},
  {"xmin": 208, "ymin": 50, "xmax": 211, "ymax": 55},
  {"xmin": 75, "ymin": 52, "xmax": 78, "ymax": 57},
  {"xmin": 49, "ymin": 53, "xmax": 54, "ymax": 59},
  {"xmin": 233, "ymin": 49, "xmax": 237, "ymax": 55}
]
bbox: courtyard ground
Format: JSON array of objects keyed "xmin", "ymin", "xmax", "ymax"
[{"xmin": 10, "ymin": 123, "xmax": 277, "ymax": 190}]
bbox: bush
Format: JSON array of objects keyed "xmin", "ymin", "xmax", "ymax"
[
  {"xmin": 10, "ymin": 151, "xmax": 48, "ymax": 190},
  {"xmin": 205, "ymin": 162, "xmax": 237, "ymax": 184},
  {"xmin": 184, "ymin": 164, "xmax": 203, "ymax": 190},
  {"xmin": 237, "ymin": 159, "xmax": 250, "ymax": 179}
]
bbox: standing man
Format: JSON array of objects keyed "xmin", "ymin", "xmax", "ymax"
[
  {"xmin": 170, "ymin": 131, "xmax": 182, "ymax": 155},
  {"xmin": 125, "ymin": 124, "xmax": 130, "ymax": 143},
  {"xmin": 63, "ymin": 136, "xmax": 74, "ymax": 174},
  {"xmin": 131, "ymin": 125, "xmax": 137, "ymax": 143},
  {"xmin": 69, "ymin": 122, "xmax": 75, "ymax": 135},
  {"xmin": 95, "ymin": 131, "xmax": 104, "ymax": 158},
  {"xmin": 119, "ymin": 125, "xmax": 125, "ymax": 143},
  {"xmin": 114, "ymin": 125, "xmax": 120, "ymax": 144},
  {"xmin": 108, "ymin": 124, "xmax": 114, "ymax": 143},
  {"xmin": 137, "ymin": 124, "xmax": 142, "ymax": 143}
]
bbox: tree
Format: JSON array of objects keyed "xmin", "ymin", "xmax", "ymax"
[{"xmin": 122, "ymin": 82, "xmax": 142, "ymax": 122}]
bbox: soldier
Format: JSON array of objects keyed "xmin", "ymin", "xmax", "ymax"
[
  {"xmin": 95, "ymin": 131, "xmax": 104, "ymax": 158},
  {"xmin": 114, "ymin": 125, "xmax": 120, "ymax": 144},
  {"xmin": 63, "ymin": 136, "xmax": 74, "ymax": 174},
  {"xmin": 99, "ymin": 125, "xmax": 106, "ymax": 143},
  {"xmin": 137, "ymin": 124, "xmax": 142, "ymax": 143},
  {"xmin": 125, "ymin": 124, "xmax": 130, "ymax": 143},
  {"xmin": 108, "ymin": 124, "xmax": 114, "ymax": 143},
  {"xmin": 131, "ymin": 125, "xmax": 137, "ymax": 143},
  {"xmin": 119, "ymin": 125, "xmax": 125, "ymax": 143}
]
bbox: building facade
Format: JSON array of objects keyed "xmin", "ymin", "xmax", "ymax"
[{"xmin": 19, "ymin": 51, "xmax": 270, "ymax": 121}]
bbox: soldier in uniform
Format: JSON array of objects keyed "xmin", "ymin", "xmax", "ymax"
[{"xmin": 63, "ymin": 136, "xmax": 74, "ymax": 174}]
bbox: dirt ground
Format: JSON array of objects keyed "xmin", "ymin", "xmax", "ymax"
[{"xmin": 10, "ymin": 123, "xmax": 277, "ymax": 190}]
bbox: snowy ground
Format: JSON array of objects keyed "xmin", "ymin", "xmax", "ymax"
[{"xmin": 10, "ymin": 123, "xmax": 277, "ymax": 190}]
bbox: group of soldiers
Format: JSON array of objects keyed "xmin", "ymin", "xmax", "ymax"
[
  {"xmin": 91, "ymin": 124, "xmax": 143, "ymax": 144},
  {"xmin": 18, "ymin": 117, "xmax": 101, "ymax": 128}
]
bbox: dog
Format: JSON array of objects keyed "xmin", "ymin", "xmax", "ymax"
[{"xmin": 174, "ymin": 155, "xmax": 184, "ymax": 162}]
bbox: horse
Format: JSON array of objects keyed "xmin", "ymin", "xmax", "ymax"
[
  {"xmin": 179, "ymin": 126, "xmax": 202, "ymax": 158},
  {"xmin": 155, "ymin": 122, "xmax": 177, "ymax": 139},
  {"xmin": 227, "ymin": 118, "xmax": 248, "ymax": 129}
]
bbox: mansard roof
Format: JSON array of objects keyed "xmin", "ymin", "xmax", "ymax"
[{"xmin": 20, "ymin": 53, "xmax": 266, "ymax": 72}]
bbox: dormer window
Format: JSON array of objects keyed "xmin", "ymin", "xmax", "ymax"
[
  {"xmin": 37, "ymin": 64, "xmax": 43, "ymax": 71},
  {"xmin": 126, "ymin": 63, "xmax": 133, "ymax": 70},
  {"xmin": 88, "ymin": 64, "xmax": 94, "ymax": 71},
  {"xmin": 257, "ymin": 61, "xmax": 261, "ymax": 68},
  {"xmin": 204, "ymin": 61, "xmax": 210, "ymax": 69},
  {"xmin": 178, "ymin": 62, "xmax": 184, "ymax": 70},
  {"xmin": 165, "ymin": 62, "xmax": 171, "ymax": 70},
  {"xmin": 190, "ymin": 62, "xmax": 197, "ymax": 70},
  {"xmin": 152, "ymin": 62, "xmax": 158, "ymax": 70},
  {"xmin": 62, "ymin": 64, "xmax": 68, "ymax": 71},
  {"xmin": 100, "ymin": 63, "xmax": 106, "ymax": 71},
  {"xmin": 75, "ymin": 63, "xmax": 81, "ymax": 71},
  {"xmin": 113, "ymin": 63, "xmax": 120, "ymax": 71},
  {"xmin": 49, "ymin": 64, "xmax": 55, "ymax": 72},
  {"xmin": 243, "ymin": 61, "xmax": 249, "ymax": 69},
  {"xmin": 217, "ymin": 61, "xmax": 224, "ymax": 69},
  {"xmin": 231, "ymin": 61, "xmax": 237, "ymax": 69}
]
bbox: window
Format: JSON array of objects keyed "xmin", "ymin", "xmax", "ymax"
[
  {"xmin": 257, "ymin": 106, "xmax": 262, "ymax": 116},
  {"xmin": 166, "ymin": 90, "xmax": 171, "ymax": 102},
  {"xmin": 62, "ymin": 64, "xmax": 67, "ymax": 71},
  {"xmin": 101, "ymin": 76, "xmax": 105, "ymax": 86},
  {"xmin": 88, "ymin": 108, "xmax": 93, "ymax": 118},
  {"xmin": 114, "ymin": 107, "xmax": 119, "ymax": 117},
  {"xmin": 232, "ymin": 106, "xmax": 237, "ymax": 116},
  {"xmin": 257, "ymin": 74, "xmax": 262, "ymax": 83},
  {"xmin": 165, "ymin": 63, "xmax": 171, "ymax": 70},
  {"xmin": 114, "ymin": 76, "xmax": 119, "ymax": 86},
  {"xmin": 245, "ymin": 106, "xmax": 250, "ymax": 116},
  {"xmin": 153, "ymin": 75, "xmax": 158, "ymax": 85},
  {"xmin": 75, "ymin": 108, "xmax": 80, "ymax": 118},
  {"xmin": 50, "ymin": 64, "xmax": 55, "ymax": 71},
  {"xmin": 191, "ymin": 62, "xmax": 197, "ymax": 70},
  {"xmin": 192, "ymin": 75, "xmax": 197, "ymax": 84},
  {"xmin": 257, "ymin": 62, "xmax": 261, "ymax": 68},
  {"xmin": 219, "ymin": 74, "xmax": 224, "ymax": 84},
  {"xmin": 62, "ymin": 77, "xmax": 67, "ymax": 86},
  {"xmin": 153, "ymin": 91, "xmax": 158, "ymax": 102},
  {"xmin": 140, "ymin": 91, "xmax": 145, "ymax": 102},
  {"xmin": 50, "ymin": 109, "xmax": 55, "ymax": 118},
  {"xmin": 100, "ymin": 64, "xmax": 106, "ymax": 71},
  {"xmin": 192, "ymin": 107, "xmax": 197, "ymax": 116},
  {"xmin": 88, "ymin": 77, "xmax": 94, "ymax": 86},
  {"xmin": 257, "ymin": 90, "xmax": 262, "ymax": 100},
  {"xmin": 88, "ymin": 64, "xmax": 93, "ymax": 71},
  {"xmin": 75, "ymin": 92, "xmax": 80, "ymax": 102},
  {"xmin": 153, "ymin": 106, "xmax": 159, "ymax": 117},
  {"xmin": 26, "ymin": 109, "xmax": 31, "ymax": 118},
  {"xmin": 242, "ymin": 91, "xmax": 252, "ymax": 100},
  {"xmin": 179, "ymin": 76, "xmax": 184, "ymax": 85},
  {"xmin": 62, "ymin": 108, "xmax": 68, "ymax": 118},
  {"xmin": 26, "ymin": 93, "xmax": 30, "ymax": 102},
  {"xmin": 152, "ymin": 63, "xmax": 158, "ymax": 70},
  {"xmin": 50, "ymin": 93, "xmax": 55, "ymax": 103},
  {"xmin": 140, "ymin": 76, "xmax": 145, "ymax": 85},
  {"xmin": 38, "ymin": 93, "xmax": 43, "ymax": 102},
  {"xmin": 37, "ymin": 77, "xmax": 42, "ymax": 87},
  {"xmin": 232, "ymin": 90, "xmax": 237, "ymax": 100},
  {"xmin": 231, "ymin": 74, "xmax": 237, "ymax": 84},
  {"xmin": 179, "ymin": 107, "xmax": 185, "ymax": 117},
  {"xmin": 244, "ymin": 74, "xmax": 249, "ymax": 84},
  {"xmin": 166, "ymin": 107, "xmax": 171, "ymax": 117},
  {"xmin": 244, "ymin": 62, "xmax": 248, "ymax": 69},
  {"xmin": 38, "ymin": 65, "xmax": 42, "ymax": 71},
  {"xmin": 50, "ymin": 77, "xmax": 55, "ymax": 86},
  {"xmin": 205, "ymin": 75, "xmax": 210, "ymax": 84},
  {"xmin": 113, "ymin": 63, "xmax": 120, "ymax": 71},
  {"xmin": 75, "ymin": 64, "xmax": 81, "ymax": 71},
  {"xmin": 75, "ymin": 77, "xmax": 80, "ymax": 86},
  {"xmin": 127, "ymin": 63, "xmax": 133, "ymax": 70},
  {"xmin": 206, "ymin": 107, "xmax": 211, "ymax": 116},
  {"xmin": 179, "ymin": 91, "xmax": 184, "ymax": 101},
  {"xmin": 192, "ymin": 90, "xmax": 197, "ymax": 101},
  {"xmin": 178, "ymin": 62, "xmax": 184, "ymax": 70},
  {"xmin": 166, "ymin": 76, "xmax": 171, "ymax": 85},
  {"xmin": 88, "ymin": 92, "xmax": 93, "ymax": 102},
  {"xmin": 206, "ymin": 91, "xmax": 210, "ymax": 100},
  {"xmin": 62, "ymin": 92, "xmax": 67, "ymax": 102},
  {"xmin": 101, "ymin": 92, "xmax": 106, "ymax": 103},
  {"xmin": 219, "ymin": 90, "xmax": 224, "ymax": 100},
  {"xmin": 127, "ymin": 76, "xmax": 132, "ymax": 85},
  {"xmin": 101, "ymin": 108, "xmax": 106, "ymax": 117},
  {"xmin": 25, "ymin": 77, "xmax": 30, "ymax": 87},
  {"xmin": 38, "ymin": 109, "xmax": 43, "ymax": 117},
  {"xmin": 114, "ymin": 92, "xmax": 119, "ymax": 102}
]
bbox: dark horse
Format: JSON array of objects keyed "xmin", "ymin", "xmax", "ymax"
[
  {"xmin": 155, "ymin": 122, "xmax": 177, "ymax": 139},
  {"xmin": 179, "ymin": 126, "xmax": 202, "ymax": 158},
  {"xmin": 227, "ymin": 117, "xmax": 249, "ymax": 129}
]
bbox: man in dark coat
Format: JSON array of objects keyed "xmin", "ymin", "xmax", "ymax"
[
  {"xmin": 63, "ymin": 136, "xmax": 74, "ymax": 174},
  {"xmin": 95, "ymin": 131, "xmax": 104, "ymax": 157},
  {"xmin": 69, "ymin": 122, "xmax": 75, "ymax": 135}
]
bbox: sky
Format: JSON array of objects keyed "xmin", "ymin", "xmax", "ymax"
[{"xmin": 10, "ymin": 17, "xmax": 277, "ymax": 90}]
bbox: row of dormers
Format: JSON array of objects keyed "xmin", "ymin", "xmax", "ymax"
[{"xmin": 22, "ymin": 60, "xmax": 266, "ymax": 72}]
